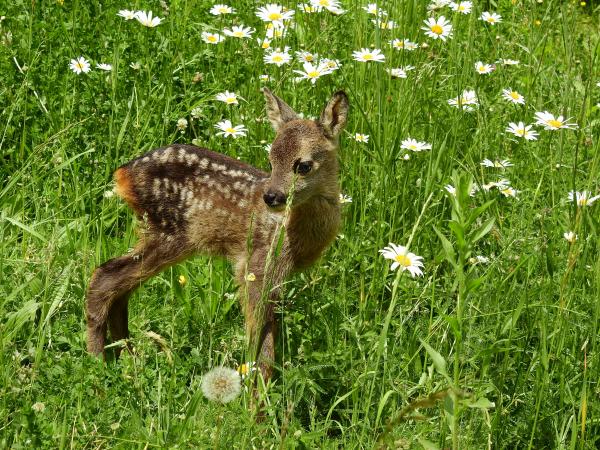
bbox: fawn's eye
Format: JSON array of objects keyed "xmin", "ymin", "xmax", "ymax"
[{"xmin": 293, "ymin": 160, "xmax": 313, "ymax": 175}]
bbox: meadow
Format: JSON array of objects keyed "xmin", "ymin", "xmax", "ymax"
[{"xmin": 1, "ymin": 0, "xmax": 599, "ymax": 448}]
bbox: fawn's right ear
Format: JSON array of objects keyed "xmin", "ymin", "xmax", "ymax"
[{"xmin": 263, "ymin": 88, "xmax": 299, "ymax": 131}]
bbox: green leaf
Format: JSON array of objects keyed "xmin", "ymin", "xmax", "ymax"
[
  {"xmin": 466, "ymin": 200, "xmax": 495, "ymax": 227},
  {"xmin": 420, "ymin": 338, "xmax": 448, "ymax": 378},
  {"xmin": 417, "ymin": 437, "xmax": 440, "ymax": 450},
  {"xmin": 467, "ymin": 397, "xmax": 495, "ymax": 409},
  {"xmin": 470, "ymin": 216, "xmax": 496, "ymax": 244},
  {"xmin": 433, "ymin": 226, "xmax": 457, "ymax": 269}
]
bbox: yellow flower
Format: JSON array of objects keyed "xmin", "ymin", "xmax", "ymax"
[{"xmin": 178, "ymin": 275, "xmax": 186, "ymax": 286}]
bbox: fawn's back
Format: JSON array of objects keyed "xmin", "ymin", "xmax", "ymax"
[{"xmin": 115, "ymin": 144, "xmax": 276, "ymax": 259}]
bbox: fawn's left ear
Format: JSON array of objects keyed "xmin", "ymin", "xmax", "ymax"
[{"xmin": 319, "ymin": 91, "xmax": 349, "ymax": 140}]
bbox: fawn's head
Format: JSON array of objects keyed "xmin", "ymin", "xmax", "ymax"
[{"xmin": 262, "ymin": 88, "xmax": 349, "ymax": 209}]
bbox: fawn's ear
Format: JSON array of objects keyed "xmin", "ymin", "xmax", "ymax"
[
  {"xmin": 319, "ymin": 91, "xmax": 349, "ymax": 140},
  {"xmin": 263, "ymin": 88, "xmax": 299, "ymax": 131}
]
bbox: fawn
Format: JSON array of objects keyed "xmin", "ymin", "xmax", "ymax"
[{"xmin": 86, "ymin": 89, "xmax": 349, "ymax": 380}]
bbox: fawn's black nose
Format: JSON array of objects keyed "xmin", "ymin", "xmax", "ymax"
[{"xmin": 263, "ymin": 190, "xmax": 287, "ymax": 207}]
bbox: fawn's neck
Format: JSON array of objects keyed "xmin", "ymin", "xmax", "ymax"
[{"xmin": 285, "ymin": 192, "xmax": 341, "ymax": 270}]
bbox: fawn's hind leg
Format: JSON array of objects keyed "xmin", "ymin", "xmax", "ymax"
[{"xmin": 86, "ymin": 239, "xmax": 190, "ymax": 357}]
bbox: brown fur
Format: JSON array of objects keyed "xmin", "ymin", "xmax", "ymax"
[{"xmin": 86, "ymin": 89, "xmax": 349, "ymax": 382}]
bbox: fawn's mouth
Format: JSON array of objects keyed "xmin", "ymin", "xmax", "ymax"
[{"xmin": 266, "ymin": 204, "xmax": 286, "ymax": 212}]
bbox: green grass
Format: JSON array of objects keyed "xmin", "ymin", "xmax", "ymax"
[{"xmin": 1, "ymin": 0, "xmax": 599, "ymax": 448}]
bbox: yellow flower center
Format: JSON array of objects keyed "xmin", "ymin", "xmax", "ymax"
[
  {"xmin": 238, "ymin": 364, "xmax": 249, "ymax": 375},
  {"xmin": 431, "ymin": 24, "xmax": 444, "ymax": 35},
  {"xmin": 208, "ymin": 35, "xmax": 217, "ymax": 42},
  {"xmin": 226, "ymin": 98, "xmax": 236, "ymax": 104},
  {"xmin": 494, "ymin": 161, "xmax": 503, "ymax": 167},
  {"xmin": 272, "ymin": 55, "xmax": 283, "ymax": 62},
  {"xmin": 261, "ymin": 41, "xmax": 270, "ymax": 49},
  {"xmin": 218, "ymin": 7, "xmax": 228, "ymax": 13},
  {"xmin": 362, "ymin": 53, "xmax": 374, "ymax": 60},
  {"xmin": 233, "ymin": 31, "xmax": 243, "ymax": 37},
  {"xmin": 305, "ymin": 55, "xmax": 314, "ymax": 61},
  {"xmin": 487, "ymin": 17, "xmax": 496, "ymax": 23},
  {"xmin": 318, "ymin": 0, "xmax": 330, "ymax": 5},
  {"xmin": 510, "ymin": 91, "xmax": 520, "ymax": 99},
  {"xmin": 394, "ymin": 254, "xmax": 412, "ymax": 267},
  {"xmin": 76, "ymin": 62, "xmax": 84, "ymax": 69},
  {"xmin": 307, "ymin": 70, "xmax": 320, "ymax": 78},
  {"xmin": 547, "ymin": 119, "xmax": 563, "ymax": 128},
  {"xmin": 268, "ymin": 12, "xmax": 282, "ymax": 21},
  {"xmin": 409, "ymin": 144, "xmax": 417, "ymax": 150},
  {"xmin": 458, "ymin": 5, "xmax": 465, "ymax": 10},
  {"xmin": 578, "ymin": 198, "xmax": 588, "ymax": 206},
  {"xmin": 516, "ymin": 128, "xmax": 526, "ymax": 136},
  {"xmin": 225, "ymin": 127, "xmax": 236, "ymax": 134}
]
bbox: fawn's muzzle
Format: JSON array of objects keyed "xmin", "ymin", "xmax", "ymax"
[{"xmin": 263, "ymin": 190, "xmax": 287, "ymax": 208}]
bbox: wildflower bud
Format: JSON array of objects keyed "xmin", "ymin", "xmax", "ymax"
[
  {"xmin": 178, "ymin": 275, "xmax": 186, "ymax": 285},
  {"xmin": 192, "ymin": 72, "xmax": 204, "ymax": 83}
]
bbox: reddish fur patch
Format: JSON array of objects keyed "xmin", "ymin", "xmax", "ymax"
[{"xmin": 114, "ymin": 167, "xmax": 140, "ymax": 212}]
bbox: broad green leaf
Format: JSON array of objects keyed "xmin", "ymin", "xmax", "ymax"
[{"xmin": 420, "ymin": 338, "xmax": 448, "ymax": 378}]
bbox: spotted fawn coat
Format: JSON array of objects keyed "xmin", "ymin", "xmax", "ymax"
[{"xmin": 86, "ymin": 89, "xmax": 349, "ymax": 380}]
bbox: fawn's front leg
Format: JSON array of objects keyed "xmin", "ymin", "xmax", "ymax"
[{"xmin": 237, "ymin": 258, "xmax": 284, "ymax": 383}]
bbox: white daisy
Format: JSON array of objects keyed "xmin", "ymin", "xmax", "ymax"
[
  {"xmin": 447, "ymin": 89, "xmax": 478, "ymax": 111},
  {"xmin": 223, "ymin": 25, "xmax": 254, "ymax": 39},
  {"xmin": 257, "ymin": 37, "xmax": 272, "ymax": 49},
  {"xmin": 567, "ymin": 191, "xmax": 600, "ymax": 207},
  {"xmin": 293, "ymin": 61, "xmax": 334, "ymax": 84},
  {"xmin": 450, "ymin": 1, "xmax": 472, "ymax": 14},
  {"xmin": 497, "ymin": 59, "xmax": 520, "ymax": 66},
  {"xmin": 299, "ymin": 3, "xmax": 323, "ymax": 13},
  {"xmin": 354, "ymin": 133, "xmax": 369, "ymax": 143},
  {"xmin": 352, "ymin": 48, "xmax": 385, "ymax": 63},
  {"xmin": 563, "ymin": 231, "xmax": 577, "ymax": 243},
  {"xmin": 339, "ymin": 193, "xmax": 353, "ymax": 204},
  {"xmin": 215, "ymin": 91, "xmax": 239, "ymax": 105},
  {"xmin": 401, "ymin": 138, "xmax": 432, "ymax": 152},
  {"xmin": 372, "ymin": 19, "xmax": 396, "ymax": 30},
  {"xmin": 311, "ymin": 0, "xmax": 345, "ymax": 14},
  {"xmin": 134, "ymin": 10, "xmax": 163, "ymax": 27},
  {"xmin": 506, "ymin": 122, "xmax": 538, "ymax": 140},
  {"xmin": 215, "ymin": 120, "xmax": 248, "ymax": 138},
  {"xmin": 428, "ymin": 0, "xmax": 451, "ymax": 10},
  {"xmin": 422, "ymin": 16, "xmax": 453, "ymax": 41},
  {"xmin": 379, "ymin": 243, "xmax": 424, "ymax": 277},
  {"xmin": 390, "ymin": 38, "xmax": 419, "ymax": 51},
  {"xmin": 264, "ymin": 47, "xmax": 291, "ymax": 66},
  {"xmin": 502, "ymin": 89, "xmax": 525, "ymax": 105},
  {"xmin": 475, "ymin": 61, "xmax": 495, "ymax": 75},
  {"xmin": 256, "ymin": 4, "xmax": 295, "ymax": 26},
  {"xmin": 534, "ymin": 111, "xmax": 578, "ymax": 130},
  {"xmin": 210, "ymin": 4, "xmax": 235, "ymax": 15},
  {"xmin": 69, "ymin": 57, "xmax": 90, "ymax": 74},
  {"xmin": 363, "ymin": 3, "xmax": 386, "ymax": 15},
  {"xmin": 201, "ymin": 32, "xmax": 225, "ymax": 44},
  {"xmin": 480, "ymin": 11, "xmax": 502, "ymax": 24},
  {"xmin": 96, "ymin": 63, "xmax": 112, "ymax": 71},
  {"xmin": 295, "ymin": 51, "xmax": 318, "ymax": 63},
  {"xmin": 117, "ymin": 10, "xmax": 136, "ymax": 20},
  {"xmin": 499, "ymin": 186, "xmax": 519, "ymax": 198},
  {"xmin": 481, "ymin": 159, "xmax": 513, "ymax": 169},
  {"xmin": 444, "ymin": 184, "xmax": 457, "ymax": 195}
]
